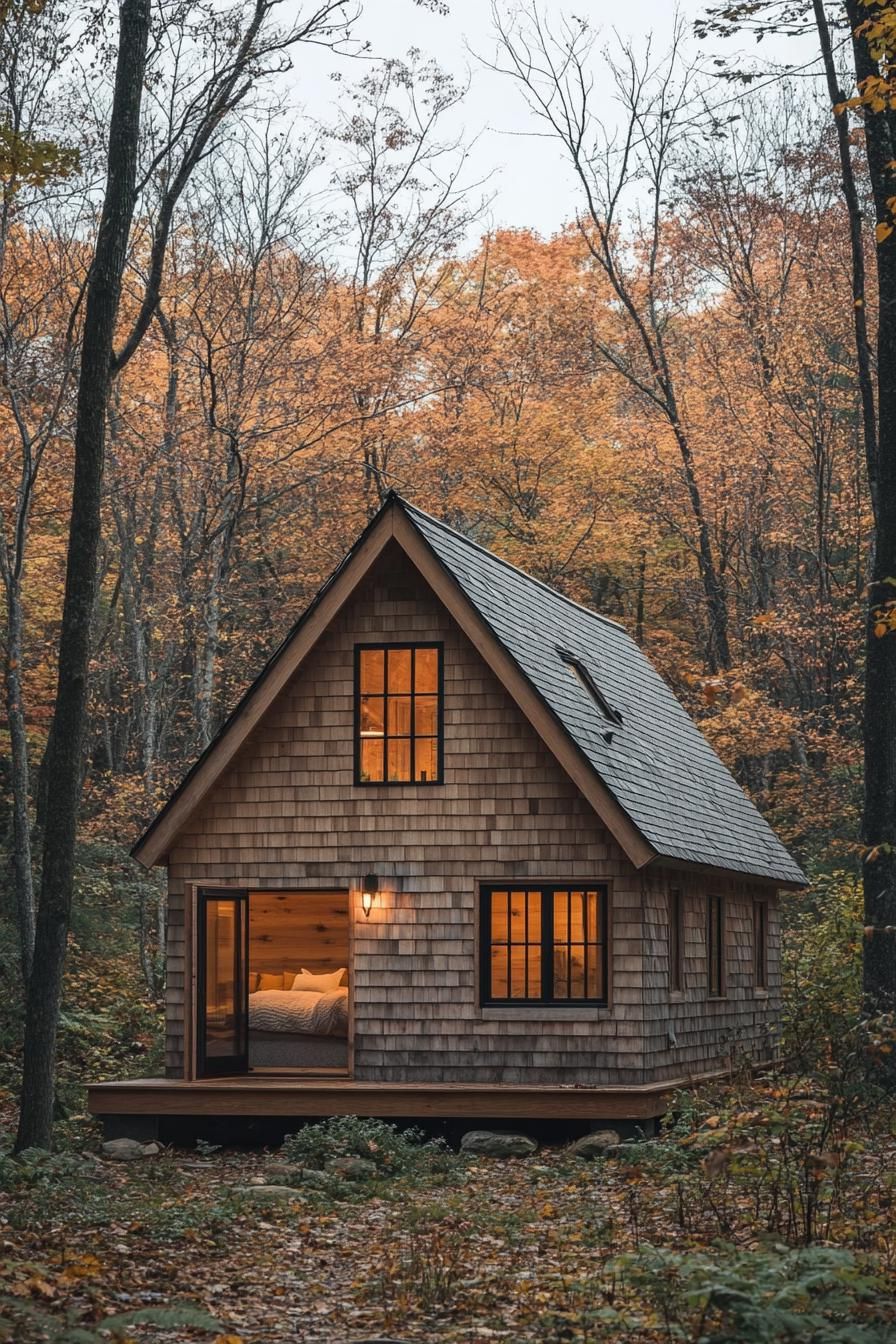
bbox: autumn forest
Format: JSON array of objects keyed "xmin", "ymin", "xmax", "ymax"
[{"xmin": 2, "ymin": 1, "xmax": 896, "ymax": 1341}]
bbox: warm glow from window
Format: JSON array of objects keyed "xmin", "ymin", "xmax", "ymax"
[
  {"xmin": 482, "ymin": 886, "xmax": 606, "ymax": 1005},
  {"xmin": 356, "ymin": 645, "xmax": 441, "ymax": 783}
]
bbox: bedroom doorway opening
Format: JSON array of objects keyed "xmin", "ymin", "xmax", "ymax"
[
  {"xmin": 247, "ymin": 890, "xmax": 350, "ymax": 1074},
  {"xmin": 195, "ymin": 887, "xmax": 351, "ymax": 1079}
]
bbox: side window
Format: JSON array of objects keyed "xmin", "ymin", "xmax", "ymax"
[
  {"xmin": 355, "ymin": 644, "xmax": 442, "ymax": 784},
  {"xmin": 669, "ymin": 887, "xmax": 684, "ymax": 993},
  {"xmin": 706, "ymin": 894, "xmax": 724, "ymax": 998},
  {"xmin": 754, "ymin": 901, "xmax": 768, "ymax": 990}
]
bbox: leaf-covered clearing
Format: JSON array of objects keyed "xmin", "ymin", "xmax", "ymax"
[{"xmin": 1, "ymin": 1089, "xmax": 895, "ymax": 1344}]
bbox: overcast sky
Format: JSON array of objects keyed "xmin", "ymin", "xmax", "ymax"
[{"xmin": 281, "ymin": 0, "xmax": 822, "ymax": 242}]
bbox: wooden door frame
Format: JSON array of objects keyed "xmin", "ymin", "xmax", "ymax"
[
  {"xmin": 187, "ymin": 882, "xmax": 354, "ymax": 1081},
  {"xmin": 195, "ymin": 886, "xmax": 249, "ymax": 1078}
]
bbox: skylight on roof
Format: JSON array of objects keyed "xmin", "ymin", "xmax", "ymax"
[{"xmin": 557, "ymin": 648, "xmax": 623, "ymax": 741}]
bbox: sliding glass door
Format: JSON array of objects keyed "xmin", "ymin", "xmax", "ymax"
[{"xmin": 197, "ymin": 889, "xmax": 248, "ymax": 1077}]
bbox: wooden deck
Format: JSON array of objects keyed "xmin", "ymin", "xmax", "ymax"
[{"xmin": 87, "ymin": 1076, "xmax": 674, "ymax": 1122}]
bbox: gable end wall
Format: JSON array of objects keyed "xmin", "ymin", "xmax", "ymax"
[{"xmin": 163, "ymin": 552, "xmax": 780, "ymax": 1086}]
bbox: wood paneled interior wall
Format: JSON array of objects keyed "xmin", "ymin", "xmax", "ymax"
[
  {"xmin": 249, "ymin": 891, "xmax": 349, "ymax": 979},
  {"xmin": 163, "ymin": 542, "xmax": 781, "ymax": 1085}
]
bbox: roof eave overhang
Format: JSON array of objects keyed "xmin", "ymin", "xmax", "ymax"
[{"xmin": 644, "ymin": 852, "xmax": 808, "ymax": 891}]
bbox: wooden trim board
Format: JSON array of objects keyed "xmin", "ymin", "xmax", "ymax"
[{"xmin": 87, "ymin": 1077, "xmax": 674, "ymax": 1121}]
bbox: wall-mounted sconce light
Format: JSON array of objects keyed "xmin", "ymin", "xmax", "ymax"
[{"xmin": 361, "ymin": 873, "xmax": 379, "ymax": 918}]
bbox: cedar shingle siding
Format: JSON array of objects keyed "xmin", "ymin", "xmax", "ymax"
[{"xmin": 164, "ymin": 552, "xmax": 782, "ymax": 1084}]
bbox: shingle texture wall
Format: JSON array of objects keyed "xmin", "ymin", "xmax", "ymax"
[{"xmin": 164, "ymin": 548, "xmax": 781, "ymax": 1084}]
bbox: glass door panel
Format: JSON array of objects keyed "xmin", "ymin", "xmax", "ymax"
[{"xmin": 197, "ymin": 889, "xmax": 248, "ymax": 1077}]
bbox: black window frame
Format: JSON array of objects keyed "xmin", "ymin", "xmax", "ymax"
[
  {"xmin": 479, "ymin": 883, "xmax": 609, "ymax": 1007},
  {"xmin": 354, "ymin": 642, "xmax": 444, "ymax": 786},
  {"xmin": 669, "ymin": 886, "xmax": 684, "ymax": 994},
  {"xmin": 706, "ymin": 894, "xmax": 725, "ymax": 998},
  {"xmin": 754, "ymin": 900, "xmax": 768, "ymax": 990}
]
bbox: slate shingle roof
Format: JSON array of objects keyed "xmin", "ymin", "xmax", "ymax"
[{"xmin": 401, "ymin": 498, "xmax": 806, "ymax": 886}]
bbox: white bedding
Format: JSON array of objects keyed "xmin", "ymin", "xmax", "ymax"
[{"xmin": 248, "ymin": 987, "xmax": 348, "ymax": 1037}]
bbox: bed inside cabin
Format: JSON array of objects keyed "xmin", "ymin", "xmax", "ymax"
[{"xmin": 247, "ymin": 890, "xmax": 349, "ymax": 1071}]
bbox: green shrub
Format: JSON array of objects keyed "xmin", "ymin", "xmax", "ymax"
[
  {"xmin": 781, "ymin": 872, "xmax": 863, "ymax": 1073},
  {"xmin": 613, "ymin": 1244, "xmax": 896, "ymax": 1343},
  {"xmin": 281, "ymin": 1114, "xmax": 452, "ymax": 1178},
  {"xmin": 0, "ymin": 1297, "xmax": 220, "ymax": 1344}
]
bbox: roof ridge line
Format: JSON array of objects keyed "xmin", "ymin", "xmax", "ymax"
[{"xmin": 395, "ymin": 496, "xmax": 630, "ymax": 637}]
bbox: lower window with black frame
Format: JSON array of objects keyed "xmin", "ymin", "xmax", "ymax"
[{"xmin": 480, "ymin": 884, "xmax": 608, "ymax": 1005}]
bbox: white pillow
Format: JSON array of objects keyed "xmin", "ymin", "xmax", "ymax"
[{"xmin": 291, "ymin": 967, "xmax": 346, "ymax": 993}]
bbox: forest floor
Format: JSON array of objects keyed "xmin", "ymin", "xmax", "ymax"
[{"xmin": 1, "ymin": 1082, "xmax": 896, "ymax": 1344}]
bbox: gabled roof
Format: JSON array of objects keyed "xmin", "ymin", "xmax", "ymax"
[{"xmin": 133, "ymin": 493, "xmax": 806, "ymax": 886}]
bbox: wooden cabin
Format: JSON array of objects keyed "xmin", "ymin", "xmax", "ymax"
[{"xmin": 88, "ymin": 493, "xmax": 805, "ymax": 1137}]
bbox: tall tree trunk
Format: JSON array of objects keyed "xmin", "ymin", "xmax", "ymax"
[
  {"xmin": 841, "ymin": 0, "xmax": 896, "ymax": 1013},
  {"xmin": 2, "ymin": 576, "xmax": 35, "ymax": 982},
  {"xmin": 15, "ymin": 0, "xmax": 151, "ymax": 1152}
]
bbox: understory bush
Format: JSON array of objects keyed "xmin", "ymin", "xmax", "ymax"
[
  {"xmin": 612, "ymin": 1244, "xmax": 896, "ymax": 1343},
  {"xmin": 281, "ymin": 1114, "xmax": 455, "ymax": 1179},
  {"xmin": 601, "ymin": 1076, "xmax": 896, "ymax": 1256},
  {"xmin": 780, "ymin": 872, "xmax": 863, "ymax": 1072},
  {"xmin": 0, "ymin": 1298, "xmax": 220, "ymax": 1344}
]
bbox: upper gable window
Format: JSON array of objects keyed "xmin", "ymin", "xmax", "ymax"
[{"xmin": 355, "ymin": 644, "xmax": 442, "ymax": 784}]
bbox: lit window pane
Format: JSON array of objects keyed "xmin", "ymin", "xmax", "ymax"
[
  {"xmin": 414, "ymin": 738, "xmax": 438, "ymax": 782},
  {"xmin": 586, "ymin": 890, "xmax": 599, "ymax": 943},
  {"xmin": 527, "ymin": 945, "xmax": 542, "ymax": 997},
  {"xmin": 569, "ymin": 950, "xmax": 585, "ymax": 998},
  {"xmin": 569, "ymin": 891, "xmax": 586, "ymax": 941},
  {"xmin": 414, "ymin": 695, "xmax": 438, "ymax": 736},
  {"xmin": 528, "ymin": 891, "xmax": 541, "ymax": 942},
  {"xmin": 509, "ymin": 946, "xmax": 527, "ymax": 997},
  {"xmin": 509, "ymin": 891, "xmax": 527, "ymax": 943},
  {"xmin": 360, "ymin": 737, "xmax": 384, "ymax": 782},
  {"xmin": 553, "ymin": 891, "xmax": 569, "ymax": 944},
  {"xmin": 360, "ymin": 697, "xmax": 385, "ymax": 736},
  {"xmin": 387, "ymin": 647, "xmax": 412, "ymax": 692},
  {"xmin": 387, "ymin": 737, "xmax": 411, "ymax": 781},
  {"xmin": 415, "ymin": 647, "xmax": 438, "ymax": 692},
  {"xmin": 387, "ymin": 696, "xmax": 412, "ymax": 736},
  {"xmin": 491, "ymin": 894, "xmax": 509, "ymax": 944},
  {"xmin": 552, "ymin": 945, "xmax": 569, "ymax": 998},
  {"xmin": 360, "ymin": 648, "xmax": 384, "ymax": 694},
  {"xmin": 491, "ymin": 946, "xmax": 508, "ymax": 998},
  {"xmin": 586, "ymin": 955, "xmax": 601, "ymax": 999}
]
